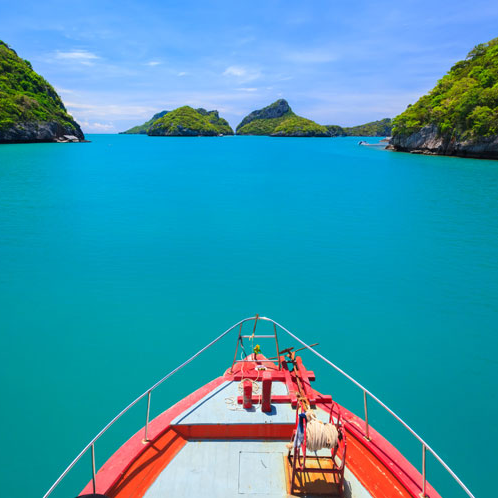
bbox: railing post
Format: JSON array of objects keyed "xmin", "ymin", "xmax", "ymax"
[
  {"xmin": 91, "ymin": 443, "xmax": 96, "ymax": 494},
  {"xmin": 421, "ymin": 443, "xmax": 426, "ymax": 497},
  {"xmin": 363, "ymin": 390, "xmax": 370, "ymax": 440},
  {"xmin": 144, "ymin": 390, "xmax": 151, "ymax": 443}
]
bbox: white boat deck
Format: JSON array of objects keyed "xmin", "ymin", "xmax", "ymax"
[
  {"xmin": 171, "ymin": 381, "xmax": 331, "ymax": 426},
  {"xmin": 143, "ymin": 440, "xmax": 372, "ymax": 498},
  {"xmin": 147, "ymin": 381, "xmax": 373, "ymax": 497}
]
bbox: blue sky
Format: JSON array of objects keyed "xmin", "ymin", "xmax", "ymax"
[{"xmin": 1, "ymin": 0, "xmax": 497, "ymax": 133}]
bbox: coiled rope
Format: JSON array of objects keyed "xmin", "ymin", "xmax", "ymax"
[{"xmin": 304, "ymin": 410, "xmax": 339, "ymax": 452}]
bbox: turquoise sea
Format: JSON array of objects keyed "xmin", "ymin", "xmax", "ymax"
[{"xmin": 1, "ymin": 134, "xmax": 497, "ymax": 498}]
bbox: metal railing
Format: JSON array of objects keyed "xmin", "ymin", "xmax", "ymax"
[{"xmin": 43, "ymin": 316, "xmax": 475, "ymax": 498}]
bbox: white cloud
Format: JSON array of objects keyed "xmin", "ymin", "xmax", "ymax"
[
  {"xmin": 65, "ymin": 101, "xmax": 157, "ymax": 120},
  {"xmin": 223, "ymin": 66, "xmax": 246, "ymax": 77},
  {"xmin": 297, "ymin": 91, "xmax": 423, "ymax": 126},
  {"xmin": 177, "ymin": 71, "xmax": 187, "ymax": 76},
  {"xmin": 222, "ymin": 65, "xmax": 261, "ymax": 82},
  {"xmin": 146, "ymin": 61, "xmax": 161, "ymax": 66},
  {"xmin": 238, "ymin": 87, "xmax": 258, "ymax": 92},
  {"xmin": 80, "ymin": 121, "xmax": 116, "ymax": 133},
  {"xmin": 54, "ymin": 50, "xmax": 100, "ymax": 65},
  {"xmin": 54, "ymin": 87, "xmax": 76, "ymax": 96}
]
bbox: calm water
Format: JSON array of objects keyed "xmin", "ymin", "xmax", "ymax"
[{"xmin": 1, "ymin": 134, "xmax": 497, "ymax": 497}]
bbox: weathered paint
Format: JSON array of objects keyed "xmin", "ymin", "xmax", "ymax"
[
  {"xmin": 172, "ymin": 380, "xmax": 296, "ymax": 425},
  {"xmin": 81, "ymin": 356, "xmax": 443, "ymax": 498},
  {"xmin": 143, "ymin": 440, "xmax": 289, "ymax": 498},
  {"xmin": 316, "ymin": 400, "xmax": 441, "ymax": 498},
  {"xmin": 107, "ymin": 428, "xmax": 187, "ymax": 498},
  {"xmin": 80, "ymin": 376, "xmax": 225, "ymax": 496}
]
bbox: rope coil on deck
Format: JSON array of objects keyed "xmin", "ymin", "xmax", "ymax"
[{"xmin": 305, "ymin": 410, "xmax": 339, "ymax": 452}]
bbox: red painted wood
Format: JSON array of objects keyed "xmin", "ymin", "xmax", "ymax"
[
  {"xmin": 316, "ymin": 399, "xmax": 442, "ymax": 498},
  {"xmin": 281, "ymin": 359, "xmax": 298, "ymax": 407},
  {"xmin": 295, "ymin": 356, "xmax": 316, "ymax": 405},
  {"xmin": 237, "ymin": 394, "xmax": 333, "ymax": 404},
  {"xmin": 233, "ymin": 371, "xmax": 286, "ymax": 381},
  {"xmin": 79, "ymin": 355, "xmax": 443, "ymax": 498},
  {"xmin": 243, "ymin": 380, "xmax": 253, "ymax": 409},
  {"xmin": 106, "ymin": 428, "xmax": 187, "ymax": 498},
  {"xmin": 345, "ymin": 431, "xmax": 411, "ymax": 498},
  {"xmin": 174, "ymin": 423, "xmax": 294, "ymax": 440},
  {"xmin": 80, "ymin": 376, "xmax": 225, "ymax": 496},
  {"xmin": 261, "ymin": 371, "xmax": 272, "ymax": 412}
]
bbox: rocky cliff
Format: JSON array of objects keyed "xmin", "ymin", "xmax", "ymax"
[
  {"xmin": 236, "ymin": 99, "xmax": 292, "ymax": 133},
  {"xmin": 389, "ymin": 124, "xmax": 498, "ymax": 159},
  {"xmin": 0, "ymin": 40, "xmax": 85, "ymax": 143},
  {"xmin": 390, "ymin": 37, "xmax": 498, "ymax": 159},
  {"xmin": 236, "ymin": 99, "xmax": 328, "ymax": 136}
]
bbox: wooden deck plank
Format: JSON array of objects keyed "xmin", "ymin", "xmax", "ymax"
[{"xmin": 107, "ymin": 427, "xmax": 187, "ymax": 498}]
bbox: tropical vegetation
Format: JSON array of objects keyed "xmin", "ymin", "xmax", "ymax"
[
  {"xmin": 325, "ymin": 119, "xmax": 392, "ymax": 137},
  {"xmin": 236, "ymin": 99, "xmax": 328, "ymax": 136},
  {"xmin": 272, "ymin": 116, "xmax": 329, "ymax": 136},
  {"xmin": 148, "ymin": 106, "xmax": 233, "ymax": 136},
  {"xmin": 121, "ymin": 110, "xmax": 169, "ymax": 134},
  {"xmin": 0, "ymin": 40, "xmax": 81, "ymax": 134},
  {"xmin": 392, "ymin": 37, "xmax": 498, "ymax": 140}
]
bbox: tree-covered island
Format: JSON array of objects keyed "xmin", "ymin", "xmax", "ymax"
[
  {"xmin": 236, "ymin": 99, "xmax": 329, "ymax": 136},
  {"xmin": 144, "ymin": 106, "xmax": 233, "ymax": 136},
  {"xmin": 0, "ymin": 40, "xmax": 85, "ymax": 143},
  {"xmin": 390, "ymin": 37, "xmax": 498, "ymax": 159}
]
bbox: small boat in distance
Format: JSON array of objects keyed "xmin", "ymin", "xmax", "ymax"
[
  {"xmin": 358, "ymin": 138, "xmax": 389, "ymax": 149},
  {"xmin": 43, "ymin": 316, "xmax": 475, "ymax": 498}
]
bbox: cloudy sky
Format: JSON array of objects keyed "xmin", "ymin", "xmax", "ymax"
[{"xmin": 2, "ymin": 0, "xmax": 497, "ymax": 133}]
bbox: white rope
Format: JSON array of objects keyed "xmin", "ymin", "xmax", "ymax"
[
  {"xmin": 224, "ymin": 353, "xmax": 264, "ymax": 411},
  {"xmin": 305, "ymin": 410, "xmax": 339, "ymax": 452},
  {"xmin": 225, "ymin": 378, "xmax": 261, "ymax": 411}
]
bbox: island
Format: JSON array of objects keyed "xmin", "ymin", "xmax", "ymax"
[
  {"xmin": 0, "ymin": 40, "xmax": 85, "ymax": 143},
  {"xmin": 236, "ymin": 99, "xmax": 329, "ymax": 137},
  {"xmin": 389, "ymin": 37, "xmax": 498, "ymax": 159},
  {"xmin": 120, "ymin": 111, "xmax": 169, "ymax": 134},
  {"xmin": 147, "ymin": 106, "xmax": 233, "ymax": 136},
  {"xmin": 326, "ymin": 118, "xmax": 392, "ymax": 137}
]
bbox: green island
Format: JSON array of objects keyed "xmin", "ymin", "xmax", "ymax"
[
  {"xmin": 326, "ymin": 118, "xmax": 392, "ymax": 137},
  {"xmin": 0, "ymin": 40, "xmax": 84, "ymax": 143},
  {"xmin": 236, "ymin": 99, "xmax": 328, "ymax": 136},
  {"xmin": 121, "ymin": 110, "xmax": 169, "ymax": 134},
  {"xmin": 147, "ymin": 106, "xmax": 233, "ymax": 136},
  {"xmin": 390, "ymin": 36, "xmax": 498, "ymax": 158},
  {"xmin": 236, "ymin": 100, "xmax": 391, "ymax": 137}
]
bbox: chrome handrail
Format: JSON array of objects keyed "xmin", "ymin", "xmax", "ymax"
[
  {"xmin": 260, "ymin": 316, "xmax": 476, "ymax": 498},
  {"xmin": 42, "ymin": 316, "xmax": 256, "ymax": 498},
  {"xmin": 42, "ymin": 316, "xmax": 475, "ymax": 498}
]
